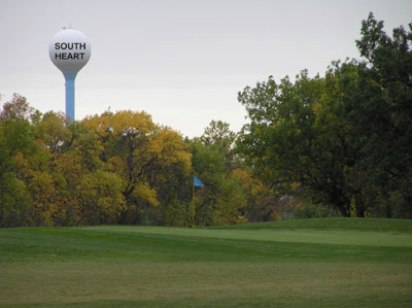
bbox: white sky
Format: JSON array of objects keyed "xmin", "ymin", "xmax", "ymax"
[{"xmin": 1, "ymin": 0, "xmax": 411, "ymax": 137}]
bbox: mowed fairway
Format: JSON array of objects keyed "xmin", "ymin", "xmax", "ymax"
[{"xmin": 1, "ymin": 219, "xmax": 412, "ymax": 307}]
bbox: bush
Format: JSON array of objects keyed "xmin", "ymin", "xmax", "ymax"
[{"xmin": 294, "ymin": 202, "xmax": 339, "ymax": 219}]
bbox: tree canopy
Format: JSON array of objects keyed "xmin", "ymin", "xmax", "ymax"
[{"xmin": 237, "ymin": 13, "xmax": 412, "ymax": 218}]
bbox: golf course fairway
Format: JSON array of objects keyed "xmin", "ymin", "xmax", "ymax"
[{"xmin": 1, "ymin": 218, "xmax": 411, "ymax": 307}]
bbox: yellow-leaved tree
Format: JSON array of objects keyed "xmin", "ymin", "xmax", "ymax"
[{"xmin": 82, "ymin": 110, "xmax": 192, "ymax": 224}]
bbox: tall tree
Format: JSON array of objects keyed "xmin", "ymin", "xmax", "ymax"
[
  {"xmin": 191, "ymin": 121, "xmax": 247, "ymax": 225},
  {"xmin": 354, "ymin": 13, "xmax": 412, "ymax": 217},
  {"xmin": 0, "ymin": 94, "xmax": 37, "ymax": 122},
  {"xmin": 237, "ymin": 14, "xmax": 412, "ymax": 218},
  {"xmin": 82, "ymin": 110, "xmax": 192, "ymax": 224}
]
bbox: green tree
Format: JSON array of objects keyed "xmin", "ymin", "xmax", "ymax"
[
  {"xmin": 237, "ymin": 14, "xmax": 412, "ymax": 218},
  {"xmin": 0, "ymin": 112, "xmax": 46, "ymax": 225},
  {"xmin": 237, "ymin": 72, "xmax": 329, "ymax": 210},
  {"xmin": 0, "ymin": 173, "xmax": 31, "ymax": 227},
  {"xmin": 191, "ymin": 121, "xmax": 247, "ymax": 225},
  {"xmin": 51, "ymin": 151, "xmax": 82, "ymax": 225},
  {"xmin": 28, "ymin": 171, "xmax": 56, "ymax": 226},
  {"xmin": 74, "ymin": 131, "xmax": 104, "ymax": 172},
  {"xmin": 354, "ymin": 13, "xmax": 412, "ymax": 217},
  {"xmin": 35, "ymin": 111, "xmax": 72, "ymax": 153},
  {"xmin": 77, "ymin": 170, "xmax": 126, "ymax": 224},
  {"xmin": 0, "ymin": 94, "xmax": 36, "ymax": 122}
]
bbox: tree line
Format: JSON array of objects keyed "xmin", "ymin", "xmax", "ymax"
[
  {"xmin": 0, "ymin": 13, "xmax": 411, "ymax": 227},
  {"xmin": 238, "ymin": 13, "xmax": 412, "ymax": 218},
  {"xmin": 0, "ymin": 96, "xmax": 275, "ymax": 227}
]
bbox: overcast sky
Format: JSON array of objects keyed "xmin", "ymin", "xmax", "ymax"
[{"xmin": 1, "ymin": 0, "xmax": 411, "ymax": 137}]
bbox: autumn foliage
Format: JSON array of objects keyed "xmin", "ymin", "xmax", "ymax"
[{"xmin": 0, "ymin": 96, "xmax": 255, "ymax": 227}]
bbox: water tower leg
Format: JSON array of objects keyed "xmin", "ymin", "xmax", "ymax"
[{"xmin": 64, "ymin": 72, "xmax": 76, "ymax": 122}]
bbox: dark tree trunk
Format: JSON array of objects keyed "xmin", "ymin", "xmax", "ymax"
[{"xmin": 355, "ymin": 195, "xmax": 365, "ymax": 217}]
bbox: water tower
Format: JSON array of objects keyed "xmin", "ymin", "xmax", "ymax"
[{"xmin": 49, "ymin": 28, "xmax": 91, "ymax": 121}]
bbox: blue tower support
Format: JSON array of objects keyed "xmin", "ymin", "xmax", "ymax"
[
  {"xmin": 64, "ymin": 72, "xmax": 77, "ymax": 122},
  {"xmin": 49, "ymin": 28, "xmax": 91, "ymax": 121}
]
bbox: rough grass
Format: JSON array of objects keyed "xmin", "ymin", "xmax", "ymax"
[{"xmin": 1, "ymin": 218, "xmax": 411, "ymax": 307}]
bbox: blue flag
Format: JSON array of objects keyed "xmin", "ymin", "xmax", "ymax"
[{"xmin": 193, "ymin": 176, "xmax": 204, "ymax": 188}]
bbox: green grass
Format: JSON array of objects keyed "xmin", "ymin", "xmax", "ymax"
[
  {"xmin": 213, "ymin": 217, "xmax": 412, "ymax": 232},
  {"xmin": 1, "ymin": 218, "xmax": 412, "ymax": 307}
]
